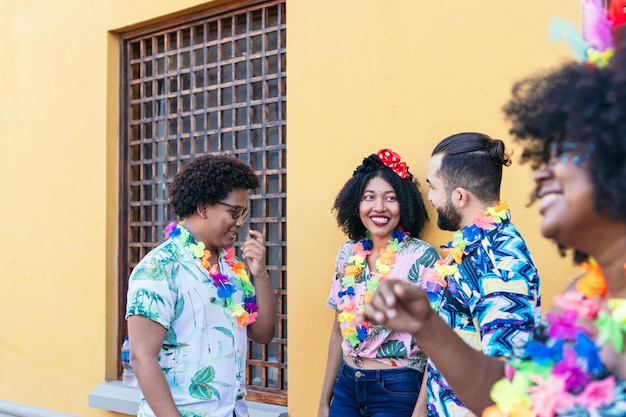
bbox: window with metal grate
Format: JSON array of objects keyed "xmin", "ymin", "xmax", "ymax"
[{"xmin": 118, "ymin": 0, "xmax": 287, "ymax": 404}]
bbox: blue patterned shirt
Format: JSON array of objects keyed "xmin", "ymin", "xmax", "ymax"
[{"xmin": 427, "ymin": 215, "xmax": 541, "ymax": 417}]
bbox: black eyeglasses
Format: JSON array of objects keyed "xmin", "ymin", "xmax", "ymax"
[{"xmin": 216, "ymin": 201, "xmax": 250, "ymax": 219}]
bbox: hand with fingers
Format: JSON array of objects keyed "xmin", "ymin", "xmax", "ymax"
[
  {"xmin": 240, "ymin": 229, "xmax": 268, "ymax": 277},
  {"xmin": 240, "ymin": 229, "xmax": 276, "ymax": 344},
  {"xmin": 360, "ymin": 279, "xmax": 435, "ymax": 337}
]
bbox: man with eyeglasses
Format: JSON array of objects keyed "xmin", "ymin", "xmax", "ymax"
[
  {"xmin": 126, "ymin": 154, "xmax": 277, "ymax": 417},
  {"xmin": 215, "ymin": 201, "xmax": 250, "ymax": 221}
]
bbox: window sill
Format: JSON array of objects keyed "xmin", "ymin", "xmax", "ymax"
[
  {"xmin": 0, "ymin": 400, "xmax": 80, "ymax": 417},
  {"xmin": 88, "ymin": 381, "xmax": 288, "ymax": 416}
]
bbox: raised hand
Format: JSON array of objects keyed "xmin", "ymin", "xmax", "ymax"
[
  {"xmin": 360, "ymin": 280, "xmax": 435, "ymax": 336},
  {"xmin": 240, "ymin": 229, "xmax": 268, "ymax": 277}
]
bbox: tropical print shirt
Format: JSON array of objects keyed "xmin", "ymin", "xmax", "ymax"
[
  {"xmin": 427, "ymin": 218, "xmax": 541, "ymax": 417},
  {"xmin": 327, "ymin": 236, "xmax": 440, "ymax": 370},
  {"xmin": 126, "ymin": 230, "xmax": 252, "ymax": 417}
]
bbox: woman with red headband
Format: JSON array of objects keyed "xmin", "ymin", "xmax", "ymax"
[{"xmin": 318, "ymin": 149, "xmax": 439, "ymax": 417}]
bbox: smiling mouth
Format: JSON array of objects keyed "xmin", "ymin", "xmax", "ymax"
[
  {"xmin": 370, "ymin": 216, "xmax": 390, "ymax": 225},
  {"xmin": 538, "ymin": 192, "xmax": 561, "ymax": 214}
]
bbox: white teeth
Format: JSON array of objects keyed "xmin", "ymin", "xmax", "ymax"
[
  {"xmin": 539, "ymin": 192, "xmax": 560, "ymax": 213},
  {"xmin": 371, "ymin": 217, "xmax": 389, "ymax": 223},
  {"xmin": 541, "ymin": 193, "xmax": 559, "ymax": 204}
]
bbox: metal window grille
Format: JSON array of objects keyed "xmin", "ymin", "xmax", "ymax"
[{"xmin": 119, "ymin": 0, "xmax": 287, "ymax": 404}]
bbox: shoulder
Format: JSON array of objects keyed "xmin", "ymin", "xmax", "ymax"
[
  {"xmin": 332, "ymin": 240, "xmax": 359, "ymax": 264},
  {"xmin": 340, "ymin": 239, "xmax": 358, "ymax": 248},
  {"xmin": 336, "ymin": 240, "xmax": 358, "ymax": 254},
  {"xmin": 489, "ymin": 223, "xmax": 537, "ymax": 260},
  {"xmin": 402, "ymin": 237, "xmax": 439, "ymax": 255},
  {"xmin": 487, "ymin": 223, "xmax": 533, "ymax": 256},
  {"xmin": 396, "ymin": 238, "xmax": 440, "ymax": 270},
  {"xmin": 403, "ymin": 236, "xmax": 435, "ymax": 248},
  {"xmin": 477, "ymin": 224, "xmax": 539, "ymax": 282},
  {"xmin": 130, "ymin": 239, "xmax": 184, "ymax": 281},
  {"xmin": 138, "ymin": 239, "xmax": 182, "ymax": 265},
  {"xmin": 494, "ymin": 221, "xmax": 526, "ymax": 241}
]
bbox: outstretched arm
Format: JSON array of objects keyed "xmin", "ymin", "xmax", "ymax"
[{"xmin": 361, "ymin": 280, "xmax": 505, "ymax": 414}]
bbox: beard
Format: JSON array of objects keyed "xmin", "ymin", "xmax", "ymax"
[{"xmin": 436, "ymin": 200, "xmax": 462, "ymax": 231}]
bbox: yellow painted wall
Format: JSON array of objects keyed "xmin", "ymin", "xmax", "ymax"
[
  {"xmin": 287, "ymin": 1, "xmax": 581, "ymax": 416},
  {"xmin": 0, "ymin": 0, "xmax": 580, "ymax": 416}
]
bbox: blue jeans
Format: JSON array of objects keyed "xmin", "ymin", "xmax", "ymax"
[{"xmin": 329, "ymin": 360, "xmax": 423, "ymax": 417}]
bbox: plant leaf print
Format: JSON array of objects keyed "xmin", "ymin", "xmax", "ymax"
[
  {"xmin": 376, "ymin": 340, "xmax": 407, "ymax": 358},
  {"xmin": 214, "ymin": 326, "xmax": 234, "ymax": 340},
  {"xmin": 163, "ymin": 326, "xmax": 178, "ymax": 347},
  {"xmin": 189, "ymin": 366, "xmax": 221, "ymax": 400},
  {"xmin": 407, "ymin": 262, "xmax": 422, "ymax": 283},
  {"xmin": 179, "ymin": 411, "xmax": 212, "ymax": 417},
  {"xmin": 146, "ymin": 262, "xmax": 173, "ymax": 283},
  {"xmin": 407, "ymin": 247, "xmax": 439, "ymax": 283},
  {"xmin": 126, "ymin": 288, "xmax": 167, "ymax": 322},
  {"xmin": 172, "ymin": 295, "xmax": 185, "ymax": 322},
  {"xmin": 145, "ymin": 244, "xmax": 180, "ymax": 282}
]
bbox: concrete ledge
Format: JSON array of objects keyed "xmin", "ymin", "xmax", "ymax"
[
  {"xmin": 88, "ymin": 380, "xmax": 141, "ymax": 415},
  {"xmin": 88, "ymin": 381, "xmax": 288, "ymax": 416},
  {"xmin": 245, "ymin": 401, "xmax": 288, "ymax": 417},
  {"xmin": 0, "ymin": 400, "xmax": 80, "ymax": 417}
]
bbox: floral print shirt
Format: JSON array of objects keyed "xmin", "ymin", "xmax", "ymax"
[
  {"xmin": 126, "ymin": 231, "xmax": 252, "ymax": 417},
  {"xmin": 327, "ymin": 236, "xmax": 440, "ymax": 370},
  {"xmin": 427, "ymin": 219, "xmax": 541, "ymax": 417}
]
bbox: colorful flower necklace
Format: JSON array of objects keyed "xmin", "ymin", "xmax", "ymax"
[
  {"xmin": 336, "ymin": 228, "xmax": 407, "ymax": 348},
  {"xmin": 484, "ymin": 259, "xmax": 626, "ymax": 417},
  {"xmin": 165, "ymin": 222, "xmax": 258, "ymax": 326},
  {"xmin": 422, "ymin": 201, "xmax": 510, "ymax": 302}
]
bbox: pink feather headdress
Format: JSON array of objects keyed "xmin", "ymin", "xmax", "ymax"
[{"xmin": 549, "ymin": 0, "xmax": 626, "ymax": 67}]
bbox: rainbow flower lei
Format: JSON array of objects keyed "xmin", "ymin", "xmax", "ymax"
[
  {"xmin": 336, "ymin": 227, "xmax": 407, "ymax": 348},
  {"xmin": 165, "ymin": 222, "xmax": 258, "ymax": 326},
  {"xmin": 484, "ymin": 260, "xmax": 626, "ymax": 417},
  {"xmin": 422, "ymin": 201, "xmax": 510, "ymax": 303}
]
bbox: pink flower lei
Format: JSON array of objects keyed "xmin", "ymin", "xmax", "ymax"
[
  {"xmin": 165, "ymin": 222, "xmax": 258, "ymax": 326},
  {"xmin": 484, "ymin": 260, "xmax": 626, "ymax": 417},
  {"xmin": 421, "ymin": 201, "xmax": 510, "ymax": 304}
]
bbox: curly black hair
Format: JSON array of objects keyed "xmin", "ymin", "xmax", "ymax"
[
  {"xmin": 169, "ymin": 154, "xmax": 260, "ymax": 218},
  {"xmin": 503, "ymin": 27, "xmax": 626, "ymax": 225},
  {"xmin": 431, "ymin": 132, "xmax": 511, "ymax": 203},
  {"xmin": 333, "ymin": 153, "xmax": 429, "ymax": 241}
]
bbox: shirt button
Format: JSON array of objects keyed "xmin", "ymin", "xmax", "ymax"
[{"xmin": 355, "ymin": 371, "xmax": 362, "ymax": 378}]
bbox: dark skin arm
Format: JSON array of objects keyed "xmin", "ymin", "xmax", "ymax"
[
  {"xmin": 128, "ymin": 316, "xmax": 182, "ymax": 417},
  {"xmin": 360, "ymin": 280, "xmax": 504, "ymax": 414},
  {"xmin": 317, "ymin": 317, "xmax": 343, "ymax": 417},
  {"xmin": 241, "ymin": 229, "xmax": 276, "ymax": 344},
  {"xmin": 412, "ymin": 370, "xmax": 428, "ymax": 417}
]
